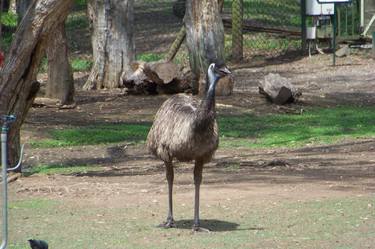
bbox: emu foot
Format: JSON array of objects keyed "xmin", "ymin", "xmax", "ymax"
[
  {"xmin": 157, "ymin": 219, "xmax": 176, "ymax": 229},
  {"xmin": 192, "ymin": 224, "xmax": 210, "ymax": 233}
]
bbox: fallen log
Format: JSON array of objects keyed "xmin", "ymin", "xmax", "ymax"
[
  {"xmin": 259, "ymin": 73, "xmax": 301, "ymax": 105},
  {"xmin": 122, "ymin": 61, "xmax": 191, "ymax": 94}
]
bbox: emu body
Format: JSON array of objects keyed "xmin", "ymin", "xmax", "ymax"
[
  {"xmin": 147, "ymin": 94, "xmax": 218, "ymax": 163},
  {"xmin": 147, "ymin": 63, "xmax": 230, "ymax": 231}
]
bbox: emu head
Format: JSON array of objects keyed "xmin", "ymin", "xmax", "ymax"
[{"xmin": 207, "ymin": 63, "xmax": 231, "ymax": 90}]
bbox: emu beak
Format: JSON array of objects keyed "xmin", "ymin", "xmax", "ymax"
[{"xmin": 219, "ymin": 66, "xmax": 231, "ymax": 76}]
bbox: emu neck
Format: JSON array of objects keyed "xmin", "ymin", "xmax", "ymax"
[
  {"xmin": 200, "ymin": 73, "xmax": 218, "ymax": 113},
  {"xmin": 193, "ymin": 75, "xmax": 219, "ymax": 131}
]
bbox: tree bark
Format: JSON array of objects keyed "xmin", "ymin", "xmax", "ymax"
[
  {"xmin": 17, "ymin": 0, "xmax": 74, "ymax": 105},
  {"xmin": 185, "ymin": 0, "xmax": 233, "ymax": 95},
  {"xmin": 0, "ymin": 0, "xmax": 73, "ymax": 168},
  {"xmin": 46, "ymin": 22, "xmax": 75, "ymax": 105},
  {"xmin": 83, "ymin": 0, "xmax": 135, "ymax": 90}
]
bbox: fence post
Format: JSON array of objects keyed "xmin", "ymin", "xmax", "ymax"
[
  {"xmin": 301, "ymin": 0, "xmax": 307, "ymax": 54},
  {"xmin": 232, "ymin": 0, "xmax": 243, "ymax": 62}
]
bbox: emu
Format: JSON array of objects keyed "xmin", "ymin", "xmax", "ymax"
[{"xmin": 147, "ymin": 62, "xmax": 231, "ymax": 232}]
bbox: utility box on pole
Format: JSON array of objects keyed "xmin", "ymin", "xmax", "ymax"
[{"xmin": 306, "ymin": 0, "xmax": 334, "ymax": 15}]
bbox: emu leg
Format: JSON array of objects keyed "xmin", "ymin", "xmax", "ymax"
[
  {"xmin": 158, "ymin": 161, "xmax": 176, "ymax": 228},
  {"xmin": 193, "ymin": 160, "xmax": 210, "ymax": 232}
]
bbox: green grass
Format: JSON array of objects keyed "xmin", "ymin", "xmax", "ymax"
[
  {"xmin": 136, "ymin": 52, "xmax": 164, "ymax": 62},
  {"xmin": 30, "ymin": 122, "xmax": 150, "ymax": 148},
  {"xmin": 9, "ymin": 199, "xmax": 58, "ymax": 210},
  {"xmin": 1, "ymin": 12, "xmax": 18, "ymax": 28},
  {"xmin": 71, "ymin": 58, "xmax": 92, "ymax": 71},
  {"xmin": 225, "ymin": 0, "xmax": 301, "ymax": 27},
  {"xmin": 0, "ymin": 12, "xmax": 18, "ymax": 50},
  {"xmin": 38, "ymin": 58, "xmax": 92, "ymax": 73},
  {"xmin": 8, "ymin": 196, "xmax": 375, "ymax": 249},
  {"xmin": 225, "ymin": 34, "xmax": 301, "ymax": 57},
  {"xmin": 73, "ymin": 0, "xmax": 87, "ymax": 11},
  {"xmin": 30, "ymin": 107, "xmax": 375, "ymax": 149},
  {"xmin": 24, "ymin": 164, "xmax": 102, "ymax": 175},
  {"xmin": 0, "ymin": 31, "xmax": 13, "ymax": 51},
  {"xmin": 219, "ymin": 106, "xmax": 375, "ymax": 148},
  {"xmin": 66, "ymin": 12, "xmax": 89, "ymax": 31}
]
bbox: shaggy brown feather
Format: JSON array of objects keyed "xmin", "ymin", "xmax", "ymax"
[{"xmin": 147, "ymin": 93, "xmax": 218, "ymax": 163}]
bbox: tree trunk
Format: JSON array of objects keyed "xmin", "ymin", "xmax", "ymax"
[
  {"xmin": 185, "ymin": 0, "xmax": 233, "ymax": 95},
  {"xmin": 83, "ymin": 0, "xmax": 135, "ymax": 90},
  {"xmin": 17, "ymin": 0, "xmax": 74, "ymax": 105},
  {"xmin": 46, "ymin": 22, "xmax": 75, "ymax": 105},
  {"xmin": 0, "ymin": 0, "xmax": 73, "ymax": 169}
]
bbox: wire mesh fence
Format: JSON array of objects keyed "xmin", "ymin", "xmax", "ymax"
[
  {"xmin": 133, "ymin": 0, "xmax": 304, "ymax": 65},
  {"xmin": 133, "ymin": 0, "xmax": 183, "ymax": 61},
  {"xmin": 134, "ymin": 0, "xmax": 303, "ymax": 65},
  {"xmin": 225, "ymin": 0, "xmax": 302, "ymax": 62}
]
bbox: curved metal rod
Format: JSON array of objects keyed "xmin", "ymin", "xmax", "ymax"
[{"xmin": 7, "ymin": 144, "xmax": 25, "ymax": 172}]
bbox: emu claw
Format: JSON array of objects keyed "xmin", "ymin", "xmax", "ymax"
[
  {"xmin": 157, "ymin": 220, "xmax": 176, "ymax": 229},
  {"xmin": 192, "ymin": 225, "xmax": 211, "ymax": 233}
]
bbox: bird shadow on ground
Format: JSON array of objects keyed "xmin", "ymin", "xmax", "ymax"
[{"xmin": 173, "ymin": 219, "xmax": 263, "ymax": 232}]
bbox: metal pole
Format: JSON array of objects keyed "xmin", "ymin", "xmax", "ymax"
[
  {"xmin": 333, "ymin": 3, "xmax": 337, "ymax": 66},
  {"xmin": 360, "ymin": 0, "xmax": 364, "ymax": 30},
  {"xmin": 1, "ymin": 124, "xmax": 9, "ymax": 249},
  {"xmin": 1, "ymin": 115, "xmax": 16, "ymax": 249},
  {"xmin": 301, "ymin": 0, "xmax": 307, "ymax": 53}
]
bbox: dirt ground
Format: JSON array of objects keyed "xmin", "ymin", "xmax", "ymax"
[{"xmin": 8, "ymin": 53, "xmax": 375, "ymax": 248}]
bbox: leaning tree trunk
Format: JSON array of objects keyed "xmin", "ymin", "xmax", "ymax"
[
  {"xmin": 17, "ymin": 0, "xmax": 75, "ymax": 105},
  {"xmin": 0, "ymin": 0, "xmax": 73, "ymax": 169},
  {"xmin": 46, "ymin": 22, "xmax": 75, "ymax": 105},
  {"xmin": 185, "ymin": 0, "xmax": 233, "ymax": 95},
  {"xmin": 83, "ymin": 0, "xmax": 135, "ymax": 90}
]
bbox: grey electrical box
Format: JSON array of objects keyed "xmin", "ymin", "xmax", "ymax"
[{"xmin": 306, "ymin": 0, "xmax": 334, "ymax": 16}]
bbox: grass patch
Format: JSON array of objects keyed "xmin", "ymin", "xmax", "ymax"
[
  {"xmin": 1, "ymin": 12, "xmax": 18, "ymax": 28},
  {"xmin": 66, "ymin": 11, "xmax": 89, "ymax": 31},
  {"xmin": 30, "ymin": 107, "xmax": 375, "ymax": 149},
  {"xmin": 25, "ymin": 164, "xmax": 102, "ymax": 175},
  {"xmin": 9, "ymin": 199, "xmax": 58, "ymax": 210},
  {"xmin": 71, "ymin": 58, "xmax": 92, "ymax": 71},
  {"xmin": 219, "ymin": 106, "xmax": 375, "ymax": 148},
  {"xmin": 136, "ymin": 52, "xmax": 164, "ymax": 62},
  {"xmin": 30, "ymin": 122, "xmax": 150, "ymax": 148},
  {"xmin": 0, "ymin": 31, "xmax": 13, "ymax": 51},
  {"xmin": 38, "ymin": 58, "xmax": 92, "ymax": 73},
  {"xmin": 224, "ymin": 0, "xmax": 301, "ymax": 27},
  {"xmin": 73, "ymin": 0, "xmax": 87, "ymax": 11},
  {"xmin": 8, "ymin": 196, "xmax": 375, "ymax": 249}
]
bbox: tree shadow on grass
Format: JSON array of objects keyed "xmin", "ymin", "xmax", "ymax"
[{"xmin": 172, "ymin": 219, "xmax": 263, "ymax": 232}]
